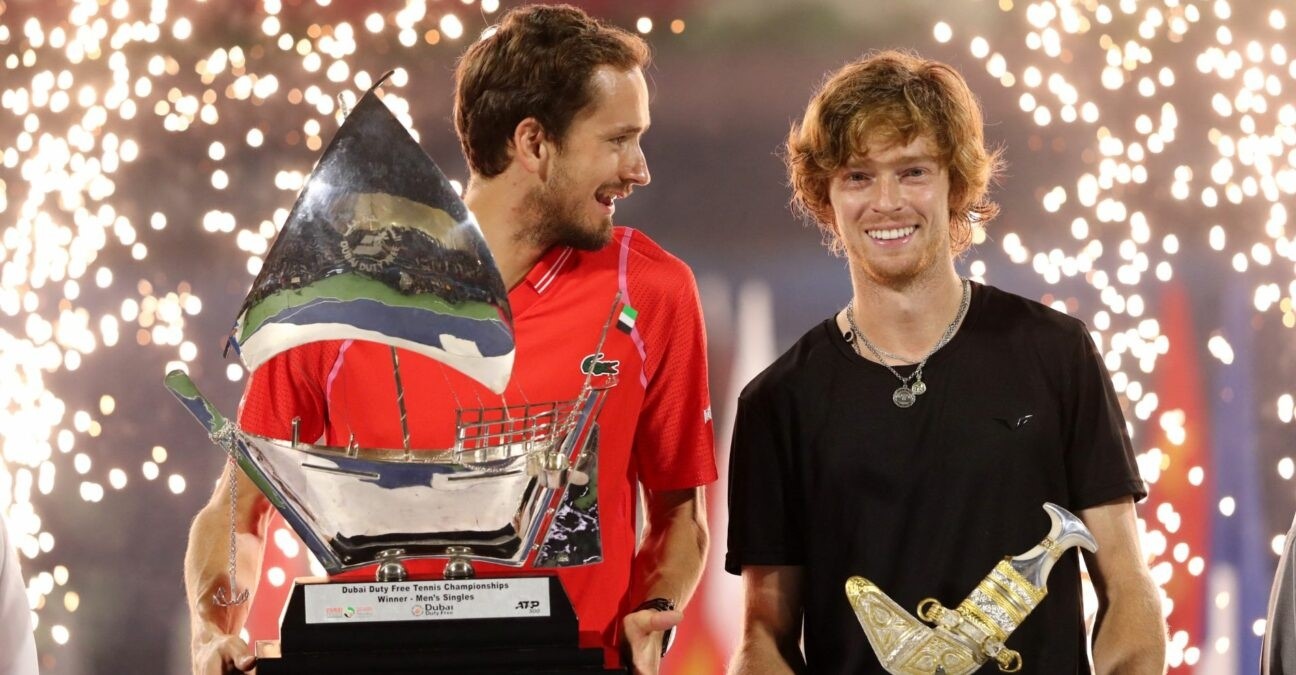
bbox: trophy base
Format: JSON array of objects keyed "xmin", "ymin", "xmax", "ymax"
[
  {"xmin": 254, "ymin": 576, "xmax": 624, "ymax": 674},
  {"xmin": 254, "ymin": 644, "xmax": 612, "ymax": 673}
]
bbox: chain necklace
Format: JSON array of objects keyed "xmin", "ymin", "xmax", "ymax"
[{"xmin": 844, "ymin": 278, "xmax": 971, "ymax": 408}]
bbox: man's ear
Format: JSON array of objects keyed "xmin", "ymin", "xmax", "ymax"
[{"xmin": 511, "ymin": 117, "xmax": 551, "ymax": 179}]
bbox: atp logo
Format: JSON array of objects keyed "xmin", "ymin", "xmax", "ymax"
[{"xmin": 580, "ymin": 352, "xmax": 620, "ymax": 376}]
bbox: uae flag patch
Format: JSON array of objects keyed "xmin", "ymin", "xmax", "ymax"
[{"xmin": 617, "ymin": 304, "xmax": 638, "ymax": 333}]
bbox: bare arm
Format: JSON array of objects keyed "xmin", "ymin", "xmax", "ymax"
[
  {"xmin": 727, "ymin": 565, "xmax": 806, "ymax": 675},
  {"xmin": 1080, "ymin": 496, "xmax": 1167, "ymax": 675},
  {"xmin": 621, "ymin": 486, "xmax": 709, "ymax": 674},
  {"xmin": 184, "ymin": 466, "xmax": 274, "ymax": 674}
]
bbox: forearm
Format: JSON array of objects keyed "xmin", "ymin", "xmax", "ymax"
[
  {"xmin": 629, "ymin": 487, "xmax": 708, "ymax": 607},
  {"xmin": 1092, "ymin": 583, "xmax": 1167, "ymax": 675},
  {"xmin": 728, "ymin": 565, "xmax": 806, "ymax": 675},
  {"xmin": 1079, "ymin": 499, "xmax": 1168, "ymax": 675},
  {"xmin": 728, "ymin": 629, "xmax": 806, "ymax": 675},
  {"xmin": 184, "ymin": 506, "xmax": 264, "ymax": 639},
  {"xmin": 185, "ymin": 470, "xmax": 270, "ymax": 647}
]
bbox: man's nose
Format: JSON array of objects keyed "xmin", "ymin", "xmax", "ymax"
[
  {"xmin": 623, "ymin": 144, "xmax": 650, "ymax": 186},
  {"xmin": 872, "ymin": 176, "xmax": 903, "ymax": 212}
]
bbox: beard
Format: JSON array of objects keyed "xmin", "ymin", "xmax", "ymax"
[
  {"xmin": 845, "ymin": 225, "xmax": 951, "ymax": 292},
  {"xmin": 516, "ymin": 163, "xmax": 618, "ymax": 252}
]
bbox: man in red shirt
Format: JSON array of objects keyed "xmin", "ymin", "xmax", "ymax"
[{"xmin": 184, "ymin": 5, "xmax": 716, "ymax": 674}]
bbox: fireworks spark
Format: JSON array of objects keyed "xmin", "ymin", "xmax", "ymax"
[
  {"xmin": 0, "ymin": 0, "xmax": 684, "ymax": 663},
  {"xmin": 936, "ymin": 0, "xmax": 1294, "ymax": 668}
]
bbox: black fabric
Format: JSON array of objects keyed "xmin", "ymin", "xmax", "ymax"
[{"xmin": 725, "ymin": 282, "xmax": 1146, "ymax": 674}]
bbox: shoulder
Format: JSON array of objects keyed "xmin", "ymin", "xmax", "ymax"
[
  {"xmin": 974, "ymin": 282, "xmax": 1090, "ymax": 343},
  {"xmin": 614, "ymin": 226, "xmax": 680, "ymax": 261},
  {"xmin": 969, "ymin": 283, "xmax": 1099, "ymax": 384},
  {"xmin": 265, "ymin": 339, "xmax": 346, "ymax": 377},
  {"xmin": 606, "ymin": 226, "xmax": 697, "ymax": 287},
  {"xmin": 740, "ymin": 319, "xmax": 839, "ymax": 405},
  {"xmin": 573, "ymin": 227, "xmax": 701, "ymax": 326}
]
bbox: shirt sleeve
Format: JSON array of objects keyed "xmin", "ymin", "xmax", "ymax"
[
  {"xmin": 1063, "ymin": 326, "xmax": 1148, "ymax": 509},
  {"xmin": 237, "ymin": 340, "xmax": 341, "ymax": 444},
  {"xmin": 724, "ymin": 384, "xmax": 805, "ymax": 574},
  {"xmin": 629, "ymin": 260, "xmax": 718, "ymax": 491}
]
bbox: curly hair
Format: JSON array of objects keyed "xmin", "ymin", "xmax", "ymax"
[
  {"xmin": 786, "ymin": 50, "xmax": 1003, "ymax": 255},
  {"xmin": 453, "ymin": 4, "xmax": 650, "ymax": 178}
]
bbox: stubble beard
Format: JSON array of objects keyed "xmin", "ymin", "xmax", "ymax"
[
  {"xmin": 849, "ymin": 227, "xmax": 952, "ymax": 292},
  {"xmin": 516, "ymin": 165, "xmax": 614, "ymax": 252}
]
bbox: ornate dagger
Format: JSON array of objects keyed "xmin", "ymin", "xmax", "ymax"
[{"xmin": 846, "ymin": 503, "xmax": 1098, "ymax": 674}]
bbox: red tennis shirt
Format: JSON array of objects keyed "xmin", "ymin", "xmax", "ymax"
[{"xmin": 237, "ymin": 226, "xmax": 717, "ymax": 666}]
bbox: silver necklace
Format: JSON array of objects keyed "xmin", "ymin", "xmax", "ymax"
[{"xmin": 844, "ymin": 278, "xmax": 971, "ymax": 408}]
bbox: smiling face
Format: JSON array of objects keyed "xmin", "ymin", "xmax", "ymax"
[
  {"xmin": 827, "ymin": 133, "xmax": 953, "ymax": 288},
  {"xmin": 520, "ymin": 65, "xmax": 652, "ymax": 251}
]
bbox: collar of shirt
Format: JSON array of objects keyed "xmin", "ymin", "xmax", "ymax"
[{"xmin": 508, "ymin": 245, "xmax": 574, "ymax": 317}]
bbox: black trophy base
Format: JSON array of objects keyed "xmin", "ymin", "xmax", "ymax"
[{"xmin": 254, "ymin": 576, "xmax": 625, "ymax": 674}]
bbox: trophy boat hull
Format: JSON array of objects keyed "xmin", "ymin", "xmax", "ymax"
[
  {"xmin": 244, "ymin": 433, "xmax": 547, "ymax": 568},
  {"xmin": 166, "ymin": 370, "xmax": 607, "ymax": 577}
]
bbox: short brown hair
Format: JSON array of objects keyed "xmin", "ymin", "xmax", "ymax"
[
  {"xmin": 786, "ymin": 50, "xmax": 1002, "ymax": 255},
  {"xmin": 453, "ymin": 4, "xmax": 650, "ymax": 178}
]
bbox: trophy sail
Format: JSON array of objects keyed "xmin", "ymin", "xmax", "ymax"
[{"xmin": 231, "ymin": 78, "xmax": 513, "ymax": 393}]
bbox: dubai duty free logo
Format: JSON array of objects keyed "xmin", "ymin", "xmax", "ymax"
[{"xmin": 324, "ymin": 605, "xmax": 357, "ymax": 619}]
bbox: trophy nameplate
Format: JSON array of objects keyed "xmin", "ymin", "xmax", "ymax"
[
  {"xmin": 253, "ymin": 576, "xmax": 608, "ymax": 674},
  {"xmin": 302, "ymin": 578, "xmax": 552, "ymax": 623}
]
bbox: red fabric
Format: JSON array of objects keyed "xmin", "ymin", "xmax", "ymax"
[
  {"xmin": 1149, "ymin": 282, "xmax": 1208, "ymax": 674},
  {"xmin": 237, "ymin": 227, "xmax": 717, "ymax": 666}
]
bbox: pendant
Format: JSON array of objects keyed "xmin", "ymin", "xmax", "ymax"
[
  {"xmin": 911, "ymin": 379, "xmax": 927, "ymax": 396},
  {"xmin": 892, "ymin": 385, "xmax": 916, "ymax": 408}
]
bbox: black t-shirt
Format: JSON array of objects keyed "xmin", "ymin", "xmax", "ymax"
[{"xmin": 725, "ymin": 282, "xmax": 1146, "ymax": 674}]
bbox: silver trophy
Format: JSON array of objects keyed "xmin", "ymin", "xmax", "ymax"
[
  {"xmin": 846, "ymin": 503, "xmax": 1097, "ymax": 674},
  {"xmin": 167, "ymin": 75, "xmax": 618, "ymax": 671}
]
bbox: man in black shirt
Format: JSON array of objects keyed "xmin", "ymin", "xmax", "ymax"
[
  {"xmin": 725, "ymin": 51, "xmax": 1167, "ymax": 674},
  {"xmin": 1264, "ymin": 513, "xmax": 1296, "ymax": 673}
]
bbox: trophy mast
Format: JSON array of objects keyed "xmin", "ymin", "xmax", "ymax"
[{"xmin": 372, "ymin": 345, "xmax": 415, "ymax": 584}]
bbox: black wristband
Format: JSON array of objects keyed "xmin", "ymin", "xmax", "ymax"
[
  {"xmin": 632, "ymin": 597, "xmax": 676, "ymax": 613},
  {"xmin": 632, "ymin": 598, "xmax": 677, "ymax": 657}
]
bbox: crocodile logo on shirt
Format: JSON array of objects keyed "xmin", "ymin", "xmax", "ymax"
[{"xmin": 580, "ymin": 352, "xmax": 620, "ymax": 376}]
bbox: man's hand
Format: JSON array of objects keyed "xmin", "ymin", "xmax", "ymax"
[
  {"xmin": 624, "ymin": 486, "xmax": 707, "ymax": 673},
  {"xmin": 192, "ymin": 630, "xmax": 256, "ymax": 674},
  {"xmin": 621, "ymin": 607, "xmax": 683, "ymax": 675}
]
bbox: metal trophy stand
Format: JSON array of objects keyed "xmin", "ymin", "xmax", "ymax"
[{"xmin": 167, "ymin": 76, "xmax": 625, "ymax": 672}]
